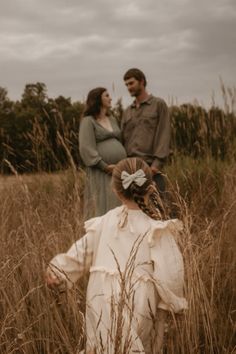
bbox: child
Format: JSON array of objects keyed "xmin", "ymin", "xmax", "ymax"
[{"xmin": 46, "ymin": 157, "xmax": 187, "ymax": 353}]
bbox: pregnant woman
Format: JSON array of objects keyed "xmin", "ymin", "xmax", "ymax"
[{"xmin": 79, "ymin": 87, "xmax": 127, "ymax": 219}]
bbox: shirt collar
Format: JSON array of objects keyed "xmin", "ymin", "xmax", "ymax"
[{"xmin": 131, "ymin": 94, "xmax": 153, "ymax": 108}]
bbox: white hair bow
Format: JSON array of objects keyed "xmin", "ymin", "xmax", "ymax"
[{"xmin": 121, "ymin": 169, "xmax": 147, "ymax": 190}]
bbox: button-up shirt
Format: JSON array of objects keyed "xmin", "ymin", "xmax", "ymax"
[{"xmin": 121, "ymin": 95, "xmax": 170, "ymax": 169}]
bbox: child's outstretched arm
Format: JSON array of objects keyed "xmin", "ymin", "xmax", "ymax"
[
  {"xmin": 45, "ymin": 216, "xmax": 102, "ymax": 288},
  {"xmin": 45, "ymin": 236, "xmax": 93, "ymax": 288}
]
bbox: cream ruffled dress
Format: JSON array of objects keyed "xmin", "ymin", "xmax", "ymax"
[{"xmin": 49, "ymin": 206, "xmax": 188, "ymax": 353}]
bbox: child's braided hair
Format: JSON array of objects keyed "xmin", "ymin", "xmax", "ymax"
[{"xmin": 112, "ymin": 157, "xmax": 165, "ymax": 220}]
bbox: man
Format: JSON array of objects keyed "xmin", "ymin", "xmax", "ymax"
[{"xmin": 121, "ymin": 68, "xmax": 170, "ymax": 194}]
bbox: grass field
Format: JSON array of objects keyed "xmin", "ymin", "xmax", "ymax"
[{"xmin": 0, "ymin": 156, "xmax": 235, "ymax": 353}]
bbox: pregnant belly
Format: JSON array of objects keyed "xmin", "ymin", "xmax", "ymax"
[{"xmin": 97, "ymin": 138, "xmax": 127, "ymax": 164}]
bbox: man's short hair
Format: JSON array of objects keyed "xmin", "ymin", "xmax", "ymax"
[{"xmin": 123, "ymin": 68, "xmax": 147, "ymax": 87}]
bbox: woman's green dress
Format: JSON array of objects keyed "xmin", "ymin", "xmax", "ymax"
[{"xmin": 79, "ymin": 115, "xmax": 127, "ymax": 219}]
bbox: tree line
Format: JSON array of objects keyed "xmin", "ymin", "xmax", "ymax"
[{"xmin": 0, "ymin": 82, "xmax": 235, "ymax": 174}]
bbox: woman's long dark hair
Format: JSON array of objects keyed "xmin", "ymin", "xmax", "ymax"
[{"xmin": 83, "ymin": 87, "xmax": 107, "ymax": 118}]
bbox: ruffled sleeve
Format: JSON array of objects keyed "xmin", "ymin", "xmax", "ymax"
[
  {"xmin": 49, "ymin": 216, "xmax": 103, "ymax": 287},
  {"xmin": 148, "ymin": 219, "xmax": 188, "ymax": 313}
]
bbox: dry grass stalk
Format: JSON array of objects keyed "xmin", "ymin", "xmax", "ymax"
[{"xmin": 0, "ymin": 157, "xmax": 235, "ymax": 353}]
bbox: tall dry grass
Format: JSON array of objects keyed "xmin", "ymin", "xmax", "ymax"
[
  {"xmin": 164, "ymin": 158, "xmax": 236, "ymax": 353},
  {"xmin": 0, "ymin": 156, "xmax": 235, "ymax": 353}
]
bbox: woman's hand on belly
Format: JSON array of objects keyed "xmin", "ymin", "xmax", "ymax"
[{"xmin": 104, "ymin": 164, "xmax": 116, "ymax": 175}]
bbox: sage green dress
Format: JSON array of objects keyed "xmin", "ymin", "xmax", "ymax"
[{"xmin": 79, "ymin": 115, "xmax": 127, "ymax": 219}]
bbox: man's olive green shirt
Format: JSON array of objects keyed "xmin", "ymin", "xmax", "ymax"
[{"xmin": 121, "ymin": 95, "xmax": 170, "ymax": 169}]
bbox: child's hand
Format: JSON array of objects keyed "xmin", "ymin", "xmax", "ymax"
[{"xmin": 45, "ymin": 267, "xmax": 62, "ymax": 287}]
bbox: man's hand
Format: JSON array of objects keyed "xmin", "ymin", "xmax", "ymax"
[{"xmin": 150, "ymin": 166, "xmax": 159, "ymax": 176}]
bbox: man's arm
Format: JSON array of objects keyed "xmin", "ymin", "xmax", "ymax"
[{"xmin": 151, "ymin": 100, "xmax": 170, "ymax": 171}]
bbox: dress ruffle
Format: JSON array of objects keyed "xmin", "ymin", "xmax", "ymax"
[
  {"xmin": 147, "ymin": 218, "xmax": 183, "ymax": 246},
  {"xmin": 90, "ymin": 266, "xmax": 155, "ymax": 283}
]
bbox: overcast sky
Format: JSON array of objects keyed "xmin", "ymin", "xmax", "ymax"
[{"xmin": 0, "ymin": 0, "xmax": 235, "ymax": 108}]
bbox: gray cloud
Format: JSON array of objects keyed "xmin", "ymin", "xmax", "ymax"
[{"xmin": 0, "ymin": 0, "xmax": 235, "ymax": 107}]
